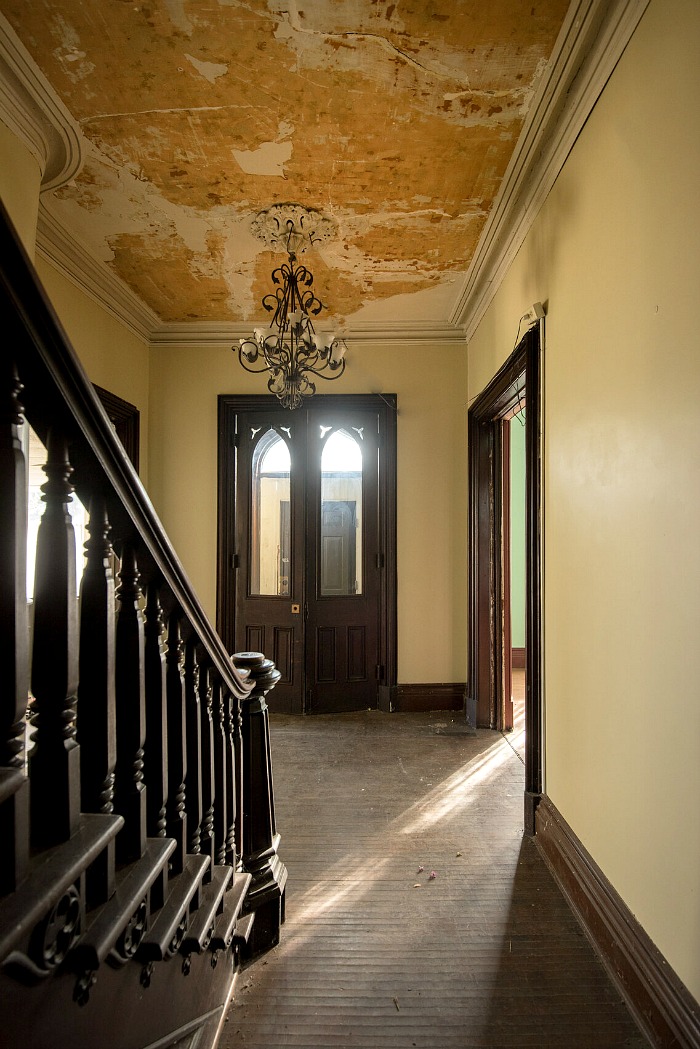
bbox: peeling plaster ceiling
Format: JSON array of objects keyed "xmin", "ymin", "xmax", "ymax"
[{"xmin": 1, "ymin": 0, "xmax": 571, "ymax": 330}]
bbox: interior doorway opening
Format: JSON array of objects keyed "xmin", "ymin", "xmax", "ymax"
[
  {"xmin": 467, "ymin": 324, "xmax": 542, "ymax": 833},
  {"xmin": 505, "ymin": 408, "xmax": 527, "ymax": 763}
]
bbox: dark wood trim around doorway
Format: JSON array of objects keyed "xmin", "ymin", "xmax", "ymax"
[
  {"xmin": 216, "ymin": 394, "xmax": 397, "ymax": 708},
  {"xmin": 467, "ymin": 324, "xmax": 542, "ymax": 833},
  {"xmin": 93, "ymin": 384, "xmax": 140, "ymax": 471}
]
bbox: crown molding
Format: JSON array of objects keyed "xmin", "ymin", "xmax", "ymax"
[
  {"xmin": 36, "ymin": 203, "xmax": 159, "ymax": 344},
  {"xmin": 452, "ymin": 0, "xmax": 651, "ymax": 341},
  {"xmin": 0, "ymin": 13, "xmax": 83, "ymax": 190},
  {"xmin": 150, "ymin": 319, "xmax": 466, "ymax": 349}
]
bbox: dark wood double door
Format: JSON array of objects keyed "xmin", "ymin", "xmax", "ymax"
[{"xmin": 218, "ymin": 395, "xmax": 396, "ymax": 715}]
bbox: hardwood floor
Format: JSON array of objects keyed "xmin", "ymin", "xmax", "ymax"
[
  {"xmin": 505, "ymin": 667, "xmax": 525, "ymax": 763},
  {"xmin": 220, "ymin": 711, "xmax": 649, "ymax": 1048}
]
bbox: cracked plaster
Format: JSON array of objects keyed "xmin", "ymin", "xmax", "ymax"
[{"xmin": 1, "ymin": 0, "xmax": 570, "ymax": 325}]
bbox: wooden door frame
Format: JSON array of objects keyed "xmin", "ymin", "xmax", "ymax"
[
  {"xmin": 93, "ymin": 384, "xmax": 140, "ymax": 472},
  {"xmin": 501, "ymin": 417, "xmax": 513, "ymax": 733},
  {"xmin": 216, "ymin": 393, "xmax": 397, "ymax": 710},
  {"xmin": 467, "ymin": 325, "xmax": 542, "ymax": 833}
]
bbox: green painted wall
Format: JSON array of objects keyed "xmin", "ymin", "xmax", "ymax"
[{"xmin": 509, "ymin": 412, "xmax": 526, "ymax": 649}]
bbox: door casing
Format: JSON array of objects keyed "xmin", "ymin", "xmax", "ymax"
[
  {"xmin": 217, "ymin": 393, "xmax": 397, "ymax": 714},
  {"xmin": 467, "ymin": 325, "xmax": 543, "ymax": 833}
]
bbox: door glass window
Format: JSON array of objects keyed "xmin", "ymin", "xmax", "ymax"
[
  {"xmin": 251, "ymin": 429, "xmax": 291, "ymax": 596},
  {"xmin": 320, "ymin": 429, "xmax": 362, "ymax": 596}
]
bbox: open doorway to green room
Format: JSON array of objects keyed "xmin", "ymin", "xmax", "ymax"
[
  {"xmin": 467, "ymin": 324, "xmax": 542, "ymax": 833},
  {"xmin": 504, "ymin": 405, "xmax": 527, "ymax": 764}
]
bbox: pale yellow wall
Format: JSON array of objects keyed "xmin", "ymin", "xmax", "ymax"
[
  {"xmin": 35, "ymin": 259, "xmax": 150, "ymax": 485},
  {"xmin": 0, "ymin": 117, "xmax": 150, "ymax": 480},
  {"xmin": 0, "ymin": 118, "xmax": 42, "ymax": 255},
  {"xmin": 148, "ymin": 341, "xmax": 468, "ymax": 683},
  {"xmin": 467, "ymin": 0, "xmax": 700, "ymax": 1000}
]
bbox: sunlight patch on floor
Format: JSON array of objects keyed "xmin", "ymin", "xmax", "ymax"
[
  {"xmin": 277, "ymin": 734, "xmax": 516, "ymax": 956},
  {"xmin": 399, "ymin": 737, "xmax": 513, "ymax": 835}
]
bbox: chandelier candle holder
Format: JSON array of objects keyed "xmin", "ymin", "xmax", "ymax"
[{"xmin": 236, "ymin": 204, "xmax": 347, "ymax": 410}]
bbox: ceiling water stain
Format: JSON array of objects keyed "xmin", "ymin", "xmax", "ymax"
[{"xmin": 0, "ymin": 0, "xmax": 571, "ymax": 324}]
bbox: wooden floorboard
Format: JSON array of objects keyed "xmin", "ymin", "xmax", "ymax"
[{"xmin": 220, "ymin": 711, "xmax": 649, "ymax": 1048}]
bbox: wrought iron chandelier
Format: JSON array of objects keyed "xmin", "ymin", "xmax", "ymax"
[{"xmin": 236, "ymin": 205, "xmax": 347, "ymax": 410}]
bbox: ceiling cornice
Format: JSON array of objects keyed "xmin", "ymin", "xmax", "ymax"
[
  {"xmin": 150, "ymin": 320, "xmax": 467, "ymax": 349},
  {"xmin": 452, "ymin": 0, "xmax": 651, "ymax": 341},
  {"xmin": 36, "ymin": 203, "xmax": 158, "ymax": 345},
  {"xmin": 0, "ymin": 12, "xmax": 83, "ymax": 191}
]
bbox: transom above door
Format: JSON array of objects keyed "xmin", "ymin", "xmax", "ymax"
[{"xmin": 217, "ymin": 395, "xmax": 397, "ymax": 715}]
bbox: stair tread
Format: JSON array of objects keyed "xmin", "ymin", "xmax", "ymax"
[
  {"xmin": 211, "ymin": 871, "xmax": 252, "ymax": 950},
  {"xmin": 180, "ymin": 865, "xmax": 232, "ymax": 955},
  {"xmin": 71, "ymin": 837, "xmax": 176, "ymax": 970},
  {"xmin": 0, "ymin": 812, "xmax": 123, "ymax": 963},
  {"xmin": 139, "ymin": 854, "xmax": 210, "ymax": 961}
]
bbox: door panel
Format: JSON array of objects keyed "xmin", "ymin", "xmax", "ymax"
[
  {"xmin": 305, "ymin": 411, "xmax": 379, "ymax": 713},
  {"xmin": 234, "ymin": 412, "xmax": 304, "ymax": 713}
]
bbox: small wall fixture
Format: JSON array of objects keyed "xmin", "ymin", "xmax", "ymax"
[{"xmin": 235, "ymin": 204, "xmax": 347, "ymax": 410}]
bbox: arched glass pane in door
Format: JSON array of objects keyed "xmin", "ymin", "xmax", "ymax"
[
  {"xmin": 251, "ymin": 429, "xmax": 291, "ymax": 596},
  {"xmin": 320, "ymin": 428, "xmax": 363, "ymax": 597}
]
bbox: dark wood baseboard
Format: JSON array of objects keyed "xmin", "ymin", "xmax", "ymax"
[
  {"xmin": 535, "ymin": 795, "xmax": 700, "ymax": 1049},
  {"xmin": 512, "ymin": 646, "xmax": 526, "ymax": 669},
  {"xmin": 388, "ymin": 683, "xmax": 465, "ymax": 713}
]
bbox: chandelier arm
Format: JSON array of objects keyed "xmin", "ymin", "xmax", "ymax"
[
  {"xmin": 301, "ymin": 358, "xmax": 346, "ymax": 381},
  {"xmin": 238, "ymin": 342, "xmax": 277, "ymax": 374}
]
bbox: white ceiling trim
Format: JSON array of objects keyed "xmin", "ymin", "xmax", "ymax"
[
  {"xmin": 0, "ymin": 13, "xmax": 83, "ymax": 191},
  {"xmin": 452, "ymin": 0, "xmax": 651, "ymax": 341},
  {"xmin": 36, "ymin": 203, "xmax": 159, "ymax": 344},
  {"xmin": 150, "ymin": 320, "xmax": 467, "ymax": 349}
]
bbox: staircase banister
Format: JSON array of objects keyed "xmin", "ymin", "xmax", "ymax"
[{"xmin": 0, "ymin": 199, "xmax": 252, "ymax": 702}]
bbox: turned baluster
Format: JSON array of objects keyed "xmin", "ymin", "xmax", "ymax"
[
  {"xmin": 0, "ymin": 361, "xmax": 29, "ymax": 891},
  {"xmin": 143, "ymin": 581, "xmax": 168, "ymax": 841},
  {"xmin": 224, "ymin": 690, "xmax": 239, "ymax": 868},
  {"xmin": 30, "ymin": 428, "xmax": 81, "ymax": 848},
  {"xmin": 78, "ymin": 495, "xmax": 117, "ymax": 903},
  {"xmin": 198, "ymin": 663, "xmax": 216, "ymax": 878},
  {"xmin": 114, "ymin": 543, "xmax": 147, "ymax": 864},
  {"xmin": 183, "ymin": 637, "xmax": 202, "ymax": 857},
  {"xmin": 143, "ymin": 579, "xmax": 169, "ymax": 910},
  {"xmin": 232, "ymin": 693, "xmax": 245, "ymax": 871},
  {"xmin": 165, "ymin": 610, "xmax": 187, "ymax": 874},
  {"xmin": 211, "ymin": 675, "xmax": 228, "ymax": 867}
]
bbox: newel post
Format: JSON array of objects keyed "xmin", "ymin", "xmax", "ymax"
[{"xmin": 231, "ymin": 651, "xmax": 287, "ymax": 958}]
